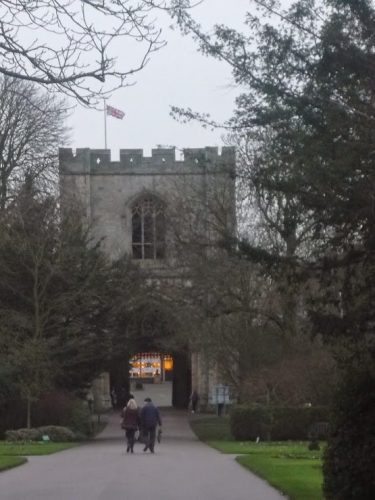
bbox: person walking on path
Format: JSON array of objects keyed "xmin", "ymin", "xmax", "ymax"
[
  {"xmin": 121, "ymin": 397, "xmax": 140, "ymax": 453},
  {"xmin": 190, "ymin": 390, "xmax": 199, "ymax": 413},
  {"xmin": 140, "ymin": 397, "xmax": 162, "ymax": 453}
]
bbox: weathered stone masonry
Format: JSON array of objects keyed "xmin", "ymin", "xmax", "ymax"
[{"xmin": 59, "ymin": 147, "xmax": 236, "ymax": 407}]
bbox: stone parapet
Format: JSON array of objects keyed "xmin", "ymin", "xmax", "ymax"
[{"xmin": 59, "ymin": 147, "xmax": 235, "ymax": 175}]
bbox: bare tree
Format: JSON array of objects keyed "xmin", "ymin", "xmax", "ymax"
[
  {"xmin": 164, "ymin": 164, "xmax": 334, "ymax": 404},
  {"xmin": 0, "ymin": 1, "xmax": 193, "ymax": 104},
  {"xmin": 0, "ymin": 76, "xmax": 68, "ymax": 208}
]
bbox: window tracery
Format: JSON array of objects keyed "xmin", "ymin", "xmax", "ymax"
[{"xmin": 131, "ymin": 196, "xmax": 165, "ymax": 260}]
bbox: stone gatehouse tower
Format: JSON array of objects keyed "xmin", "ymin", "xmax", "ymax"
[{"xmin": 59, "ymin": 146, "xmax": 235, "ymax": 408}]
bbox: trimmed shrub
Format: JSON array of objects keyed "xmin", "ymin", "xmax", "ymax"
[
  {"xmin": 230, "ymin": 405, "xmax": 330, "ymax": 441},
  {"xmin": 66, "ymin": 402, "xmax": 92, "ymax": 438},
  {"xmin": 38, "ymin": 426, "xmax": 76, "ymax": 442},
  {"xmin": 5, "ymin": 425, "xmax": 75, "ymax": 442},
  {"xmin": 230, "ymin": 406, "xmax": 272, "ymax": 441},
  {"xmin": 190, "ymin": 416, "xmax": 233, "ymax": 441},
  {"xmin": 271, "ymin": 406, "xmax": 329, "ymax": 440},
  {"xmin": 5, "ymin": 428, "xmax": 43, "ymax": 442},
  {"xmin": 323, "ymin": 367, "xmax": 375, "ymax": 499},
  {"xmin": 308, "ymin": 440, "xmax": 320, "ymax": 451}
]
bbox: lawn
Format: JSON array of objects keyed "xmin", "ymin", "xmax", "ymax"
[
  {"xmin": 212, "ymin": 441, "xmax": 324, "ymax": 500},
  {"xmin": 190, "ymin": 416, "xmax": 324, "ymax": 500},
  {"xmin": 237, "ymin": 454, "xmax": 322, "ymax": 500},
  {"xmin": 0, "ymin": 441, "xmax": 77, "ymax": 472},
  {"xmin": 0, "ymin": 455, "xmax": 27, "ymax": 471},
  {"xmin": 0, "ymin": 441, "xmax": 77, "ymax": 456}
]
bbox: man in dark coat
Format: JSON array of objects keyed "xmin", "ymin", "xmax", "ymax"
[{"xmin": 140, "ymin": 397, "xmax": 162, "ymax": 453}]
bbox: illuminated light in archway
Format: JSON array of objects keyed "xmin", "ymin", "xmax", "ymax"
[{"xmin": 129, "ymin": 352, "xmax": 173, "ymax": 380}]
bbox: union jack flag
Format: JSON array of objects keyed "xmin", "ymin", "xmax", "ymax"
[{"xmin": 106, "ymin": 104, "xmax": 125, "ymax": 119}]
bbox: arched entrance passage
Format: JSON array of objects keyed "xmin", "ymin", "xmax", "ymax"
[{"xmin": 109, "ymin": 300, "xmax": 191, "ymax": 409}]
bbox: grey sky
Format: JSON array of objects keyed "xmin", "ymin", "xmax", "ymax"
[{"xmin": 68, "ymin": 0, "xmax": 251, "ymax": 157}]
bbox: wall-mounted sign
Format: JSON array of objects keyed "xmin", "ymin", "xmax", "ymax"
[{"xmin": 210, "ymin": 384, "xmax": 231, "ymax": 405}]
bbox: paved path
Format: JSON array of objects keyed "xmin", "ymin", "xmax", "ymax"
[
  {"xmin": 0, "ymin": 411, "xmax": 284, "ymax": 500},
  {"xmin": 131, "ymin": 380, "xmax": 172, "ymax": 407}
]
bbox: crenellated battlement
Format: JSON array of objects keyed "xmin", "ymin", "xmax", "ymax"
[{"xmin": 59, "ymin": 147, "xmax": 235, "ymax": 175}]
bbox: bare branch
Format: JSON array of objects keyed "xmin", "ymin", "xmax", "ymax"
[{"xmin": 0, "ymin": 1, "xmax": 193, "ymax": 105}]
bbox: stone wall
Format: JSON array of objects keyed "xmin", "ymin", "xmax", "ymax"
[
  {"xmin": 59, "ymin": 147, "xmax": 235, "ymax": 174},
  {"xmin": 59, "ymin": 147, "xmax": 236, "ymax": 407}
]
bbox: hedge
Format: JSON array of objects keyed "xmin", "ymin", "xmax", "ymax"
[
  {"xmin": 230, "ymin": 405, "xmax": 330, "ymax": 441},
  {"xmin": 5, "ymin": 425, "xmax": 76, "ymax": 442},
  {"xmin": 230, "ymin": 406, "xmax": 272, "ymax": 441}
]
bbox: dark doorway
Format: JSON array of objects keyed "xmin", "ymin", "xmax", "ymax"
[{"xmin": 172, "ymin": 351, "xmax": 191, "ymax": 409}]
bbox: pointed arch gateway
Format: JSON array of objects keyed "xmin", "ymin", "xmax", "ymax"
[
  {"xmin": 109, "ymin": 298, "xmax": 191, "ymax": 409},
  {"xmin": 131, "ymin": 194, "xmax": 166, "ymax": 260}
]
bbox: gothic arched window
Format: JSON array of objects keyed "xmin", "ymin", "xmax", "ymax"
[{"xmin": 132, "ymin": 196, "xmax": 166, "ymax": 260}]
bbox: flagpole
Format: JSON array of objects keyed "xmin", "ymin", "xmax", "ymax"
[{"xmin": 103, "ymin": 98, "xmax": 108, "ymax": 149}]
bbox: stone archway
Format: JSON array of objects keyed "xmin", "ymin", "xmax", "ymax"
[{"xmin": 108, "ymin": 300, "xmax": 191, "ymax": 409}]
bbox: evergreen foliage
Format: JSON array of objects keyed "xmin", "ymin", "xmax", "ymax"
[
  {"xmin": 174, "ymin": 1, "xmax": 375, "ymax": 495},
  {"xmin": 0, "ymin": 182, "xmax": 156, "ymax": 429},
  {"xmin": 231, "ymin": 405, "xmax": 272, "ymax": 441},
  {"xmin": 323, "ymin": 367, "xmax": 375, "ymax": 499},
  {"xmin": 230, "ymin": 405, "xmax": 329, "ymax": 442},
  {"xmin": 0, "ymin": 187, "xmax": 111, "ymax": 426}
]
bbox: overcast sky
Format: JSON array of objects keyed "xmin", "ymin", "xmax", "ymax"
[{"xmin": 68, "ymin": 0, "xmax": 253, "ymax": 158}]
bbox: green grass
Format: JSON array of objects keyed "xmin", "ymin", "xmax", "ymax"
[
  {"xmin": 0, "ymin": 441, "xmax": 77, "ymax": 456},
  {"xmin": 0, "ymin": 441, "xmax": 77, "ymax": 472},
  {"xmin": 190, "ymin": 416, "xmax": 324, "ymax": 500},
  {"xmin": 0, "ymin": 455, "xmax": 27, "ymax": 472},
  {"xmin": 237, "ymin": 454, "xmax": 323, "ymax": 500},
  {"xmin": 211, "ymin": 441, "xmax": 324, "ymax": 500},
  {"xmin": 208, "ymin": 440, "xmax": 322, "ymax": 458}
]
